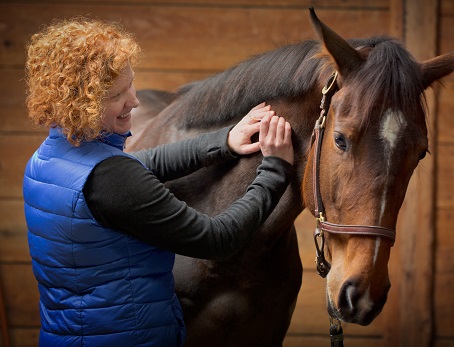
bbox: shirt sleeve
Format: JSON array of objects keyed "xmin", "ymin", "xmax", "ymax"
[
  {"xmin": 83, "ymin": 155, "xmax": 292, "ymax": 260},
  {"xmin": 129, "ymin": 126, "xmax": 237, "ymax": 182}
]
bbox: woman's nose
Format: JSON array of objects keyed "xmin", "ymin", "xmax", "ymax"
[{"xmin": 127, "ymin": 85, "xmax": 140, "ymax": 108}]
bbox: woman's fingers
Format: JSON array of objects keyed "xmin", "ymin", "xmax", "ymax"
[
  {"xmin": 259, "ymin": 115, "xmax": 294, "ymax": 164},
  {"xmin": 247, "ymin": 105, "xmax": 273, "ymax": 123},
  {"xmin": 228, "ymin": 103, "xmax": 272, "ymax": 155},
  {"xmin": 228, "ymin": 102, "xmax": 293, "ymax": 161},
  {"xmin": 259, "ymin": 114, "xmax": 271, "ymax": 141}
]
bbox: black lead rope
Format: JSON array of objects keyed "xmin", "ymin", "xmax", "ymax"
[{"xmin": 330, "ymin": 318, "xmax": 344, "ymax": 347}]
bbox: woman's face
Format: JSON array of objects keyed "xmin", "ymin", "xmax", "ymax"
[{"xmin": 102, "ymin": 64, "xmax": 140, "ymax": 134}]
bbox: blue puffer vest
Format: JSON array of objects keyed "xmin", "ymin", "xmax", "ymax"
[{"xmin": 23, "ymin": 127, "xmax": 186, "ymax": 346}]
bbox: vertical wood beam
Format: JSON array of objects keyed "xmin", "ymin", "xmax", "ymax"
[
  {"xmin": 0, "ymin": 273, "xmax": 10, "ymax": 347},
  {"xmin": 386, "ymin": 0, "xmax": 439, "ymax": 346}
]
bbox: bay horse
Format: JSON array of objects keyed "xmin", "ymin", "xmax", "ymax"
[{"xmin": 126, "ymin": 8, "xmax": 454, "ymax": 346}]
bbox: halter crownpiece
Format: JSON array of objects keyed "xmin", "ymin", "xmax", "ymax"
[{"xmin": 311, "ymin": 72, "xmax": 397, "ymax": 279}]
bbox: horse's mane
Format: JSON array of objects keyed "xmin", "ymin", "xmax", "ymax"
[
  {"xmin": 174, "ymin": 40, "xmax": 324, "ymax": 128},
  {"xmin": 174, "ymin": 36, "xmax": 425, "ymax": 129}
]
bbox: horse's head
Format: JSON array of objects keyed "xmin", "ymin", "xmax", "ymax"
[{"xmin": 302, "ymin": 8, "xmax": 454, "ymax": 326}]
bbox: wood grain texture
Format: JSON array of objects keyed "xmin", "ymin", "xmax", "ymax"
[
  {"xmin": 383, "ymin": 0, "xmax": 438, "ymax": 346},
  {"xmin": 1, "ymin": 4, "xmax": 389, "ymax": 70}
]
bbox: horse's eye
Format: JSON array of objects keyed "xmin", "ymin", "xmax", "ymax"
[
  {"xmin": 419, "ymin": 148, "xmax": 429, "ymax": 161},
  {"xmin": 334, "ymin": 133, "xmax": 347, "ymax": 151}
]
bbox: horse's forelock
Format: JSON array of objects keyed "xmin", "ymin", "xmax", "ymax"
[{"xmin": 349, "ymin": 37, "xmax": 426, "ymax": 127}]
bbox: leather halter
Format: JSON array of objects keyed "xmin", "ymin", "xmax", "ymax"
[{"xmin": 311, "ymin": 72, "xmax": 396, "ymax": 278}]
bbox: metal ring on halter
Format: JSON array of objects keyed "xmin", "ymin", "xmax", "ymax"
[{"xmin": 322, "ymin": 71, "xmax": 338, "ymax": 95}]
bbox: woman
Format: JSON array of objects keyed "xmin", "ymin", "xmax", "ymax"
[{"xmin": 23, "ymin": 18, "xmax": 293, "ymax": 346}]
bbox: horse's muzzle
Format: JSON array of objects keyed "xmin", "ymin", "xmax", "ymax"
[{"xmin": 328, "ymin": 279, "xmax": 391, "ymax": 326}]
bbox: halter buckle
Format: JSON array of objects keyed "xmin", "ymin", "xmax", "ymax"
[{"xmin": 316, "ymin": 212, "xmax": 325, "ymax": 235}]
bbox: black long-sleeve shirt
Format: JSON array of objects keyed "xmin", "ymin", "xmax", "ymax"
[{"xmin": 83, "ymin": 127, "xmax": 292, "ymax": 260}]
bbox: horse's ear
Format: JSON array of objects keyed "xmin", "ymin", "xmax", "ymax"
[
  {"xmin": 421, "ymin": 51, "xmax": 454, "ymax": 89},
  {"xmin": 309, "ymin": 7, "xmax": 363, "ymax": 76}
]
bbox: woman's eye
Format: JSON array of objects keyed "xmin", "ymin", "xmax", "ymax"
[
  {"xmin": 110, "ymin": 92, "xmax": 122, "ymax": 100},
  {"xmin": 334, "ymin": 133, "xmax": 347, "ymax": 151}
]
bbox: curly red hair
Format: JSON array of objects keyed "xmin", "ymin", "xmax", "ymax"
[{"xmin": 25, "ymin": 17, "xmax": 141, "ymax": 146}]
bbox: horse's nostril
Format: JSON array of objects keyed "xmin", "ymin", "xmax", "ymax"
[
  {"xmin": 338, "ymin": 281, "xmax": 359, "ymax": 315},
  {"xmin": 336, "ymin": 279, "xmax": 390, "ymax": 325}
]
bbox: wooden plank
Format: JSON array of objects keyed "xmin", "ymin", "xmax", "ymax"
[
  {"xmin": 0, "ymin": 274, "xmax": 10, "ymax": 347},
  {"xmin": 436, "ymin": 206, "xmax": 454, "ymax": 274},
  {"xmin": 294, "ymin": 210, "xmax": 317, "ymax": 267},
  {"xmin": 383, "ymin": 1, "xmax": 438, "ymax": 346},
  {"xmin": 441, "ymin": 0, "xmax": 454, "ymax": 16},
  {"xmin": 434, "ymin": 272, "xmax": 454, "ymax": 337},
  {"xmin": 438, "ymin": 82, "xmax": 454, "ymax": 144},
  {"xmin": 439, "ymin": 12, "xmax": 454, "ymax": 84},
  {"xmin": 0, "ymin": 200, "xmax": 30, "ymax": 263},
  {"xmin": 388, "ymin": 0, "xmax": 404, "ymax": 39},
  {"xmin": 0, "ymin": 4, "xmax": 389, "ymax": 70},
  {"xmin": 436, "ymin": 114, "xmax": 454, "ymax": 266},
  {"xmin": 287, "ymin": 269, "xmax": 327, "ymax": 335},
  {"xmin": 0, "ymin": 69, "xmax": 31, "ymax": 133},
  {"xmin": 0, "ymin": 328, "xmax": 39, "ymax": 347},
  {"xmin": 400, "ymin": 0, "xmax": 438, "ymax": 344},
  {"xmin": 22, "ymin": 0, "xmax": 389, "ymax": 7},
  {"xmin": 434, "ymin": 339, "xmax": 454, "ymax": 347},
  {"xmin": 436, "ymin": 145, "xmax": 454, "ymax": 209},
  {"xmin": 0, "ymin": 264, "xmax": 40, "ymax": 327},
  {"xmin": 135, "ymin": 70, "xmax": 214, "ymax": 92},
  {"xmin": 0, "ymin": 134, "xmax": 46, "ymax": 199}
]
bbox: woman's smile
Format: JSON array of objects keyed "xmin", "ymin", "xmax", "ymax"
[
  {"xmin": 118, "ymin": 112, "xmax": 131, "ymax": 120},
  {"xmin": 102, "ymin": 65, "xmax": 140, "ymax": 134}
]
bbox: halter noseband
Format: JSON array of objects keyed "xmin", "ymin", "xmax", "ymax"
[{"xmin": 311, "ymin": 72, "xmax": 396, "ymax": 279}]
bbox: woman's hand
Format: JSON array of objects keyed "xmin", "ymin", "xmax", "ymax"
[
  {"xmin": 259, "ymin": 114, "xmax": 294, "ymax": 165},
  {"xmin": 227, "ymin": 103, "xmax": 274, "ymax": 155}
]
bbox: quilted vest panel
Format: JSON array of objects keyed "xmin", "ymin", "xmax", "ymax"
[{"xmin": 23, "ymin": 128, "xmax": 185, "ymax": 346}]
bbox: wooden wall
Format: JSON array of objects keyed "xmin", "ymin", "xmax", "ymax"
[{"xmin": 0, "ymin": 0, "xmax": 452, "ymax": 346}]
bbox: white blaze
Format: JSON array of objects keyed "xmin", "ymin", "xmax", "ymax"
[
  {"xmin": 379, "ymin": 108, "xmax": 406, "ymax": 223},
  {"xmin": 380, "ymin": 109, "xmax": 405, "ymax": 150},
  {"xmin": 374, "ymin": 109, "xmax": 406, "ymax": 266}
]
